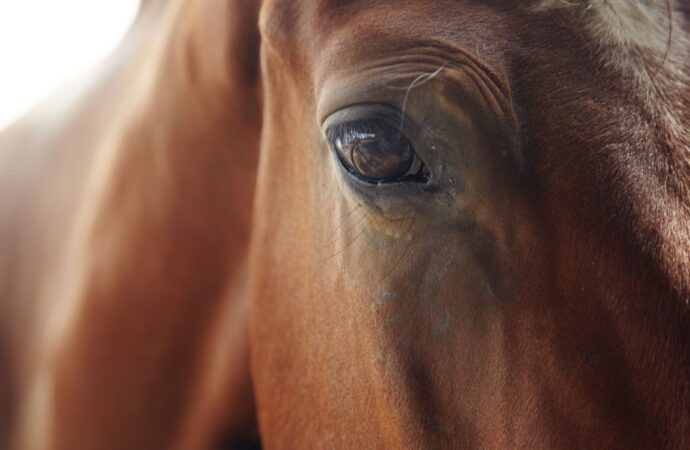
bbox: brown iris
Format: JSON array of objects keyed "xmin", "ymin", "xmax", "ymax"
[{"xmin": 330, "ymin": 121, "xmax": 415, "ymax": 182}]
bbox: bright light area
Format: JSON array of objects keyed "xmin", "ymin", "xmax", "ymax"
[{"xmin": 0, "ymin": 0, "xmax": 140, "ymax": 130}]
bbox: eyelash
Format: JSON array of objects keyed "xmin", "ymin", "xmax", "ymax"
[{"xmin": 325, "ymin": 119, "xmax": 382, "ymax": 149}]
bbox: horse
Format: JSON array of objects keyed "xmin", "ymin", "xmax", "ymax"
[{"xmin": 0, "ymin": 0, "xmax": 688, "ymax": 448}]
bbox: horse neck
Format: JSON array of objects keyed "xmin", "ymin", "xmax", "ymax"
[
  {"xmin": 78, "ymin": 0, "xmax": 261, "ymax": 255},
  {"xmin": 106, "ymin": 0, "xmax": 261, "ymax": 181}
]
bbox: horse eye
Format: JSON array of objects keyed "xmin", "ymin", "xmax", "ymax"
[{"xmin": 327, "ymin": 120, "xmax": 424, "ymax": 183}]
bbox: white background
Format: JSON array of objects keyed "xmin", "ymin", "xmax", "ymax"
[{"xmin": 0, "ymin": 0, "xmax": 140, "ymax": 130}]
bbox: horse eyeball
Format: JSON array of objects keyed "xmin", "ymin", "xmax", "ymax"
[{"xmin": 334, "ymin": 126, "xmax": 414, "ymax": 181}]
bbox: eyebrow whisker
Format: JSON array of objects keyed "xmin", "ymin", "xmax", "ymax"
[{"xmin": 397, "ymin": 63, "xmax": 448, "ymax": 141}]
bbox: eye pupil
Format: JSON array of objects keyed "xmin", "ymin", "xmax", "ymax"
[
  {"xmin": 350, "ymin": 134, "xmax": 413, "ymax": 180},
  {"xmin": 332, "ymin": 122, "xmax": 416, "ymax": 182}
]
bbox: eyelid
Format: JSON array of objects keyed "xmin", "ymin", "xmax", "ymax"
[{"xmin": 321, "ymin": 103, "xmax": 415, "ymax": 135}]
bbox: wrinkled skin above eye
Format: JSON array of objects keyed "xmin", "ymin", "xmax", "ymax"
[{"xmin": 329, "ymin": 121, "xmax": 415, "ymax": 182}]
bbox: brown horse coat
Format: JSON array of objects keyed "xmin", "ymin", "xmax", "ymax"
[{"xmin": 0, "ymin": 0, "xmax": 688, "ymax": 448}]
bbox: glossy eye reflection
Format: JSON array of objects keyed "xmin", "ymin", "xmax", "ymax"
[{"xmin": 326, "ymin": 120, "xmax": 427, "ymax": 183}]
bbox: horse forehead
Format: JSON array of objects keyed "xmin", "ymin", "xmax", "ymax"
[
  {"xmin": 260, "ymin": 0, "xmax": 673, "ymax": 55},
  {"xmin": 259, "ymin": 0, "xmax": 504, "ymax": 54}
]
